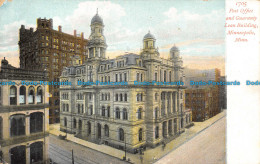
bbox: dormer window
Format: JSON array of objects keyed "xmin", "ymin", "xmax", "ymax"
[{"xmin": 139, "ymin": 61, "xmax": 142, "ymax": 67}]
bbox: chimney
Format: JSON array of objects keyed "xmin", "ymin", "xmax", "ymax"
[
  {"xmin": 74, "ymin": 30, "xmax": 76, "ymax": 37},
  {"xmin": 81, "ymin": 32, "xmax": 84, "ymax": 39},
  {"xmin": 58, "ymin": 26, "xmax": 62, "ymax": 32}
]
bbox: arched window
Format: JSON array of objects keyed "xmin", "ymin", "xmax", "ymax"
[
  {"xmin": 120, "ymin": 94, "xmax": 123, "ymax": 101},
  {"xmin": 137, "ymin": 108, "xmax": 142, "ymax": 119},
  {"xmin": 28, "ymin": 86, "xmax": 35, "ymax": 104},
  {"xmin": 119, "ymin": 128, "xmax": 124, "ymax": 141},
  {"xmin": 64, "ymin": 117, "xmax": 67, "ymax": 127},
  {"xmin": 66, "ymin": 104, "xmax": 69, "ymax": 112},
  {"xmin": 116, "ymin": 108, "xmax": 120, "ymax": 119},
  {"xmin": 107, "ymin": 106, "xmax": 110, "ymax": 117},
  {"xmin": 19, "ymin": 86, "xmax": 26, "ymax": 104},
  {"xmin": 124, "ymin": 93, "xmax": 127, "ymax": 101},
  {"xmin": 77, "ymin": 104, "xmax": 80, "ymax": 113},
  {"xmin": 30, "ymin": 142, "xmax": 43, "ymax": 163},
  {"xmin": 10, "ymin": 86, "xmax": 17, "ymax": 105},
  {"xmin": 123, "ymin": 108, "xmax": 128, "ymax": 120},
  {"xmin": 90, "ymin": 105, "xmax": 93, "ymax": 115},
  {"xmin": 87, "ymin": 122, "xmax": 91, "ymax": 135},
  {"xmin": 78, "ymin": 120, "xmax": 82, "ymax": 130},
  {"xmin": 169, "ymin": 71, "xmax": 172, "ymax": 82},
  {"xmin": 155, "ymin": 107, "xmax": 159, "ymax": 119},
  {"xmin": 104, "ymin": 125, "xmax": 109, "ymax": 137},
  {"xmin": 62, "ymin": 104, "xmax": 65, "ymax": 111},
  {"xmin": 30, "ymin": 112, "xmax": 43, "ymax": 133},
  {"xmin": 10, "ymin": 145, "xmax": 26, "ymax": 164},
  {"xmin": 115, "ymin": 94, "xmax": 118, "ymax": 101},
  {"xmin": 155, "ymin": 93, "xmax": 158, "ymax": 101},
  {"xmin": 10, "ymin": 114, "xmax": 25, "ymax": 136},
  {"xmin": 155, "ymin": 126, "xmax": 159, "ymax": 139},
  {"xmin": 164, "ymin": 70, "xmax": 167, "ymax": 82},
  {"xmin": 139, "ymin": 128, "xmax": 143, "ymax": 141},
  {"xmin": 139, "ymin": 61, "xmax": 142, "ymax": 66},
  {"xmin": 73, "ymin": 118, "xmax": 77, "ymax": 128},
  {"xmin": 36, "ymin": 86, "xmax": 43, "ymax": 103},
  {"xmin": 102, "ymin": 106, "xmax": 105, "ymax": 116}
]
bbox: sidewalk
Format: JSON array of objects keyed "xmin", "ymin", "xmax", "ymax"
[{"xmin": 49, "ymin": 110, "xmax": 226, "ymax": 164}]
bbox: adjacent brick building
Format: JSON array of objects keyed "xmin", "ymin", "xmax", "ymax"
[
  {"xmin": 184, "ymin": 68, "xmax": 221, "ymax": 122},
  {"xmin": 18, "ymin": 18, "xmax": 88, "ymax": 123}
]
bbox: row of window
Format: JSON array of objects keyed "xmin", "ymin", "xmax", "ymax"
[
  {"xmin": 9, "ymin": 86, "xmax": 43, "ymax": 105},
  {"xmin": 136, "ymin": 93, "xmax": 144, "ymax": 102},
  {"xmin": 115, "ymin": 73, "xmax": 127, "ymax": 82},
  {"xmin": 99, "ymin": 64, "xmax": 111, "ymax": 71},
  {"xmin": 101, "ymin": 93, "xmax": 110, "ymax": 101},
  {"xmin": 77, "ymin": 104, "xmax": 84, "ymax": 114},
  {"xmin": 63, "ymin": 119, "xmax": 144, "ymax": 142},
  {"xmin": 76, "ymin": 68, "xmax": 85, "ymax": 75},
  {"xmin": 76, "ymin": 93, "xmax": 84, "ymax": 100},
  {"xmin": 136, "ymin": 73, "xmax": 144, "ymax": 82},
  {"xmin": 115, "ymin": 93, "xmax": 127, "ymax": 102},
  {"xmin": 62, "ymin": 104, "xmax": 69, "ymax": 112},
  {"xmin": 3, "ymin": 112, "xmax": 44, "ymax": 138},
  {"xmin": 100, "ymin": 76, "xmax": 111, "ymax": 82},
  {"xmin": 154, "ymin": 70, "xmax": 173, "ymax": 82}
]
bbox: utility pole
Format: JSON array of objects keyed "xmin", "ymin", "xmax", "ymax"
[{"xmin": 72, "ymin": 149, "xmax": 74, "ymax": 164}]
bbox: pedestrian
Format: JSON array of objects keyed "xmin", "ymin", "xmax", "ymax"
[
  {"xmin": 140, "ymin": 155, "xmax": 143, "ymax": 164},
  {"xmin": 162, "ymin": 141, "xmax": 166, "ymax": 151}
]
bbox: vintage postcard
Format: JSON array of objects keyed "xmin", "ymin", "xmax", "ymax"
[{"xmin": 0, "ymin": 0, "xmax": 259, "ymax": 164}]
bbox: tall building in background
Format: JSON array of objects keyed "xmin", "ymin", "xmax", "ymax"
[
  {"xmin": 219, "ymin": 76, "xmax": 227, "ymax": 110},
  {"xmin": 59, "ymin": 13, "xmax": 192, "ymax": 153},
  {"xmin": 184, "ymin": 68, "xmax": 221, "ymax": 121},
  {"xmin": 18, "ymin": 18, "xmax": 88, "ymax": 123},
  {"xmin": 0, "ymin": 58, "xmax": 49, "ymax": 164}
]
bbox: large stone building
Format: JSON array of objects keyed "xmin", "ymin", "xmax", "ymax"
[
  {"xmin": 19, "ymin": 18, "xmax": 88, "ymax": 123},
  {"xmin": 184, "ymin": 68, "xmax": 221, "ymax": 121},
  {"xmin": 0, "ymin": 58, "xmax": 49, "ymax": 164},
  {"xmin": 59, "ymin": 12, "xmax": 191, "ymax": 153}
]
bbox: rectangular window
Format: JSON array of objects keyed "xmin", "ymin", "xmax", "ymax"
[
  {"xmin": 155, "ymin": 72, "xmax": 158, "ymax": 81},
  {"xmin": 124, "ymin": 73, "xmax": 127, "ymax": 81}
]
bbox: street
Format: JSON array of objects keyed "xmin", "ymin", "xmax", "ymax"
[
  {"xmin": 155, "ymin": 116, "xmax": 226, "ymax": 164},
  {"xmin": 49, "ymin": 134, "xmax": 129, "ymax": 164}
]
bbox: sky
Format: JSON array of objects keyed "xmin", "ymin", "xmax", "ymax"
[{"xmin": 0, "ymin": 0, "xmax": 225, "ymax": 74}]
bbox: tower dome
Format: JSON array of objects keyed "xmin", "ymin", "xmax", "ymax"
[
  {"xmin": 170, "ymin": 45, "xmax": 179, "ymax": 52},
  {"xmin": 87, "ymin": 9, "xmax": 107, "ymax": 59},
  {"xmin": 91, "ymin": 9, "xmax": 103, "ymax": 25},
  {"xmin": 143, "ymin": 31, "xmax": 155, "ymax": 40},
  {"xmin": 170, "ymin": 44, "xmax": 180, "ymax": 59}
]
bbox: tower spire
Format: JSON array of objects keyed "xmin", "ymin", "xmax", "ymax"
[{"xmin": 97, "ymin": 8, "xmax": 98, "ymax": 14}]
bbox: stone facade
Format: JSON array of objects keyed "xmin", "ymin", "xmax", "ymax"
[
  {"xmin": 19, "ymin": 18, "xmax": 88, "ymax": 124},
  {"xmin": 0, "ymin": 58, "xmax": 49, "ymax": 164},
  {"xmin": 59, "ymin": 12, "xmax": 189, "ymax": 153}
]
